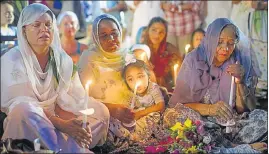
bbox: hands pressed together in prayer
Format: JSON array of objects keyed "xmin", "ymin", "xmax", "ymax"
[
  {"xmin": 59, "ymin": 119, "xmax": 92, "ymax": 148},
  {"xmin": 208, "ymin": 101, "xmax": 233, "ymax": 122}
]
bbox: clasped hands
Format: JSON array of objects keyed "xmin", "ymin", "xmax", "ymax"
[
  {"xmin": 110, "ymin": 104, "xmax": 144, "ymax": 123},
  {"xmin": 58, "ymin": 119, "xmax": 92, "ymax": 148}
]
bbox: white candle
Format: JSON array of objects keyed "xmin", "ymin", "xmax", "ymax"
[
  {"xmin": 130, "ymin": 81, "xmax": 141, "ymax": 109},
  {"xmin": 173, "ymin": 64, "xmax": 179, "ymax": 86},
  {"xmin": 185, "ymin": 44, "xmax": 191, "ymax": 54},
  {"xmin": 229, "ymin": 76, "xmax": 235, "ymax": 107}
]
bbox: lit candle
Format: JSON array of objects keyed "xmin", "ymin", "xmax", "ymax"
[
  {"xmin": 130, "ymin": 81, "xmax": 141, "ymax": 109},
  {"xmin": 140, "ymin": 52, "xmax": 146, "ymax": 61},
  {"xmin": 229, "ymin": 76, "xmax": 235, "ymax": 107},
  {"xmin": 173, "ymin": 63, "xmax": 179, "ymax": 86},
  {"xmin": 185, "ymin": 44, "xmax": 191, "ymax": 54},
  {"xmin": 226, "ymin": 66, "xmax": 236, "ymax": 133}
]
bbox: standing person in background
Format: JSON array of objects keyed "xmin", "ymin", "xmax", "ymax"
[
  {"xmin": 204, "ymin": 1, "xmax": 232, "ymax": 30},
  {"xmin": 248, "ymin": 0, "xmax": 268, "ymax": 98},
  {"xmin": 101, "ymin": 1, "xmax": 128, "ymax": 41},
  {"xmin": 57, "ymin": 11, "xmax": 88, "ymax": 64},
  {"xmin": 131, "ymin": 1, "xmax": 165, "ymax": 45},
  {"xmin": 230, "ymin": 1, "xmax": 254, "ymax": 36},
  {"xmin": 45, "ymin": 0, "xmax": 62, "ymax": 18},
  {"xmin": 161, "ymin": 1, "xmax": 201, "ymax": 57}
]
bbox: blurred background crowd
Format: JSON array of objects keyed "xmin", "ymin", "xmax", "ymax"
[{"xmin": 1, "ymin": 0, "xmax": 268, "ymax": 106}]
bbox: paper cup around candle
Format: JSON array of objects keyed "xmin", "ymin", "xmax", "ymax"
[{"xmin": 79, "ymin": 108, "xmax": 95, "ymax": 115}]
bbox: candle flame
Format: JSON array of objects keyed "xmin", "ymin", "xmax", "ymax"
[
  {"xmin": 174, "ymin": 63, "xmax": 179, "ymax": 72},
  {"xmin": 135, "ymin": 80, "xmax": 141, "ymax": 90},
  {"xmin": 185, "ymin": 44, "xmax": 191, "ymax": 53}
]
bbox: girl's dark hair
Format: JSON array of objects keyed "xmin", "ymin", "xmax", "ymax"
[
  {"xmin": 191, "ymin": 28, "xmax": 205, "ymax": 47},
  {"xmin": 122, "ymin": 59, "xmax": 150, "ymax": 89}
]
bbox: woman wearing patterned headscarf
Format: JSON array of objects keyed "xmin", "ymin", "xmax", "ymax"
[
  {"xmin": 169, "ymin": 18, "xmax": 267, "ymax": 152},
  {"xmin": 1, "ymin": 3, "xmax": 109, "ymax": 153}
]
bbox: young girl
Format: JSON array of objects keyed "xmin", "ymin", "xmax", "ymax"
[
  {"xmin": 130, "ymin": 44, "xmax": 157, "ymax": 83},
  {"xmin": 122, "ymin": 58, "xmax": 167, "ymax": 141},
  {"xmin": 1, "ymin": 1, "xmax": 17, "ymax": 54},
  {"xmin": 188, "ymin": 28, "xmax": 205, "ymax": 53}
]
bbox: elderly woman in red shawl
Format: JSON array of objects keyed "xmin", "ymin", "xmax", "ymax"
[{"xmin": 143, "ymin": 17, "xmax": 183, "ymax": 91}]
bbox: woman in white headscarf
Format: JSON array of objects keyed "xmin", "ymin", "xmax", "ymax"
[{"xmin": 1, "ymin": 3, "xmax": 109, "ymax": 153}]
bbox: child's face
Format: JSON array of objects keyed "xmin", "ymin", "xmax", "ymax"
[
  {"xmin": 1, "ymin": 3, "xmax": 14, "ymax": 25},
  {"xmin": 134, "ymin": 49, "xmax": 148, "ymax": 63},
  {"xmin": 192, "ymin": 32, "xmax": 204, "ymax": 49},
  {"xmin": 125, "ymin": 66, "xmax": 149, "ymax": 95}
]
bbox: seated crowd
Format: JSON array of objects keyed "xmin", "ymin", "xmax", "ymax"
[{"xmin": 0, "ymin": 2, "xmax": 267, "ymax": 153}]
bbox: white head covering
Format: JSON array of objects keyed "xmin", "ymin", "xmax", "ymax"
[
  {"xmin": 1, "ymin": 3, "xmax": 92, "ymax": 115},
  {"xmin": 130, "ymin": 44, "xmax": 151, "ymax": 60},
  {"xmin": 57, "ymin": 11, "xmax": 80, "ymax": 30},
  {"xmin": 16, "ymin": 3, "xmax": 73, "ymax": 97}
]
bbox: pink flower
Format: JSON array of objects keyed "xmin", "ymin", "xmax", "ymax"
[
  {"xmin": 145, "ymin": 145, "xmax": 167, "ymax": 153},
  {"xmin": 145, "ymin": 146, "xmax": 157, "ymax": 153},
  {"xmin": 194, "ymin": 120, "xmax": 202, "ymax": 126},
  {"xmin": 197, "ymin": 125, "xmax": 205, "ymax": 135},
  {"xmin": 156, "ymin": 146, "xmax": 166, "ymax": 153}
]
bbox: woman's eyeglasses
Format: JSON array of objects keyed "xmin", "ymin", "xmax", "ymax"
[{"xmin": 99, "ymin": 31, "xmax": 120, "ymax": 41}]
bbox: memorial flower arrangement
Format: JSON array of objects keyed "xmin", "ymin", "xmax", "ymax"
[{"xmin": 144, "ymin": 118, "xmax": 215, "ymax": 153}]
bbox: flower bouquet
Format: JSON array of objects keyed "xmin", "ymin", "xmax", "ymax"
[{"xmin": 144, "ymin": 118, "xmax": 215, "ymax": 153}]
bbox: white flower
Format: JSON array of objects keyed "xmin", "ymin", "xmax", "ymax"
[
  {"xmin": 203, "ymin": 135, "xmax": 211, "ymax": 144},
  {"xmin": 125, "ymin": 53, "xmax": 137, "ymax": 66}
]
